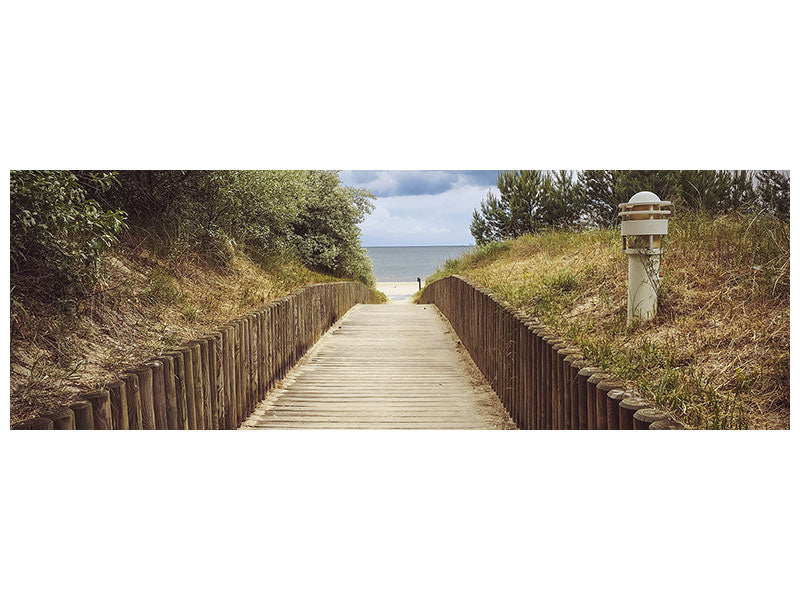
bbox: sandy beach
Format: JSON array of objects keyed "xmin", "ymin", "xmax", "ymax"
[{"xmin": 376, "ymin": 281, "xmax": 421, "ymax": 303}]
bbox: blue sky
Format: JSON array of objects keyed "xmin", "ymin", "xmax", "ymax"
[{"xmin": 339, "ymin": 170, "xmax": 500, "ymax": 246}]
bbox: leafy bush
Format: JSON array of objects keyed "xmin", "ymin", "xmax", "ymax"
[
  {"xmin": 10, "ymin": 170, "xmax": 127, "ymax": 302},
  {"xmin": 101, "ymin": 170, "xmax": 376, "ymax": 285},
  {"xmin": 290, "ymin": 171, "xmax": 376, "ymax": 286}
]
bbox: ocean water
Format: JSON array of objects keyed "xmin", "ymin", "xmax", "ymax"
[{"xmin": 366, "ymin": 246, "xmax": 473, "ymax": 282}]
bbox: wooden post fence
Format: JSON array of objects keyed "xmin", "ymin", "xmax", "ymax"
[
  {"xmin": 419, "ymin": 275, "xmax": 685, "ymax": 430},
  {"xmin": 13, "ymin": 282, "xmax": 375, "ymax": 430}
]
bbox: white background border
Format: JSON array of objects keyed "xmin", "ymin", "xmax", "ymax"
[{"xmin": 2, "ymin": 2, "xmax": 797, "ymax": 599}]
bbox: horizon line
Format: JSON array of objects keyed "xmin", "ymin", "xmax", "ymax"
[{"xmin": 363, "ymin": 243, "xmax": 475, "ymax": 248}]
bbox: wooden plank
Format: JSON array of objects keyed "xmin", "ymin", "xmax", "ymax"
[{"xmin": 243, "ymin": 304, "xmax": 514, "ymax": 430}]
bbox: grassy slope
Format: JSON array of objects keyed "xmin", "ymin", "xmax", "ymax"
[
  {"xmin": 10, "ymin": 235, "xmax": 383, "ymax": 425},
  {"xmin": 424, "ymin": 213, "xmax": 789, "ymax": 430}
]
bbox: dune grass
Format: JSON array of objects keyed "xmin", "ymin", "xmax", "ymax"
[
  {"xmin": 425, "ymin": 211, "xmax": 789, "ymax": 429},
  {"xmin": 10, "ymin": 234, "xmax": 381, "ymax": 424}
]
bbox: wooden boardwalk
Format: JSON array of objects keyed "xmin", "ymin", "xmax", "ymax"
[{"xmin": 243, "ymin": 303, "xmax": 515, "ymax": 429}]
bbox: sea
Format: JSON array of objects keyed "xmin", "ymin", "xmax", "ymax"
[{"xmin": 366, "ymin": 246, "xmax": 473, "ymax": 282}]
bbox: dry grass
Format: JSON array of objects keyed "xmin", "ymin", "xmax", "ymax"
[
  {"xmin": 427, "ymin": 212, "xmax": 789, "ymax": 429},
  {"xmin": 9, "ymin": 234, "xmax": 349, "ymax": 425}
]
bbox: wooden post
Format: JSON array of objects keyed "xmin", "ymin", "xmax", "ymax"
[
  {"xmin": 198, "ymin": 338, "xmax": 212, "ymax": 429},
  {"xmin": 568, "ymin": 359, "xmax": 589, "ymax": 430},
  {"xmin": 248, "ymin": 313, "xmax": 258, "ymax": 414},
  {"xmin": 517, "ymin": 316, "xmax": 528, "ymax": 430},
  {"xmin": 597, "ymin": 378, "xmax": 626, "ymax": 430},
  {"xmin": 539, "ymin": 333, "xmax": 551, "ymax": 429},
  {"xmin": 527, "ymin": 322, "xmax": 541, "ymax": 430},
  {"xmin": 515, "ymin": 313, "xmax": 524, "ymax": 428},
  {"xmin": 526, "ymin": 322, "xmax": 537, "ymax": 431},
  {"xmin": 234, "ymin": 319, "xmax": 244, "ymax": 427},
  {"xmin": 292, "ymin": 295, "xmax": 300, "ymax": 369},
  {"xmin": 83, "ymin": 389, "xmax": 113, "ymax": 430},
  {"xmin": 556, "ymin": 346, "xmax": 577, "ymax": 429},
  {"xmin": 607, "ymin": 389, "xmax": 627, "ymax": 431},
  {"xmin": 129, "ymin": 367, "xmax": 155, "ymax": 430},
  {"xmin": 70, "ymin": 400, "xmax": 94, "ymax": 430},
  {"xmin": 178, "ymin": 346, "xmax": 197, "ymax": 429},
  {"xmin": 122, "ymin": 372, "xmax": 143, "ymax": 430},
  {"xmin": 258, "ymin": 310, "xmax": 267, "ymax": 404},
  {"xmin": 210, "ymin": 332, "xmax": 224, "ymax": 430},
  {"xmin": 634, "ymin": 407, "xmax": 669, "ymax": 430},
  {"xmin": 165, "ymin": 351, "xmax": 188, "ymax": 430},
  {"xmin": 505, "ymin": 308, "xmax": 513, "ymax": 416},
  {"xmin": 240, "ymin": 317, "xmax": 251, "ymax": 420},
  {"xmin": 156, "ymin": 355, "xmax": 179, "ymax": 430},
  {"xmin": 564, "ymin": 353, "xmax": 584, "ymax": 430},
  {"xmin": 235, "ymin": 320, "xmax": 244, "ymax": 423},
  {"xmin": 576, "ymin": 366, "xmax": 601, "ymax": 430},
  {"xmin": 619, "ymin": 395, "xmax": 650, "ymax": 430},
  {"xmin": 189, "ymin": 342, "xmax": 205, "ymax": 430},
  {"xmin": 222, "ymin": 325, "xmax": 236, "ymax": 429},
  {"xmin": 46, "ymin": 407, "xmax": 75, "ymax": 430},
  {"xmin": 550, "ymin": 340, "xmax": 566, "ymax": 430},
  {"xmin": 275, "ymin": 304, "xmax": 283, "ymax": 382},
  {"xmin": 535, "ymin": 329, "xmax": 547, "ymax": 429},
  {"xmin": 105, "ymin": 380, "xmax": 129, "ymax": 430},
  {"xmin": 146, "ymin": 361, "xmax": 167, "ymax": 430},
  {"xmin": 586, "ymin": 372, "xmax": 608, "ymax": 430},
  {"xmin": 266, "ymin": 305, "xmax": 275, "ymax": 393}
]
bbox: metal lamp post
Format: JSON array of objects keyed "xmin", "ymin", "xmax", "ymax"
[{"xmin": 619, "ymin": 191, "xmax": 671, "ymax": 325}]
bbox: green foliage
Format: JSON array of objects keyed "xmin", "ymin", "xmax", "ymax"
[
  {"xmin": 470, "ymin": 170, "xmax": 580, "ymax": 244},
  {"xmin": 10, "ymin": 170, "xmax": 127, "ymax": 302},
  {"xmin": 755, "ymin": 170, "xmax": 790, "ymax": 219},
  {"xmin": 471, "ymin": 170, "xmax": 789, "ymax": 245},
  {"xmin": 100, "ymin": 170, "xmax": 377, "ymax": 285},
  {"xmin": 291, "ymin": 170, "xmax": 376, "ymax": 286}
]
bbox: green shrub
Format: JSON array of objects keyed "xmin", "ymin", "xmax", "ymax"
[
  {"xmin": 10, "ymin": 170, "xmax": 127, "ymax": 302},
  {"xmin": 102, "ymin": 170, "xmax": 377, "ymax": 286}
]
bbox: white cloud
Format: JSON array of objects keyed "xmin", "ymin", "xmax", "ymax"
[{"xmin": 359, "ymin": 183, "xmax": 499, "ymax": 246}]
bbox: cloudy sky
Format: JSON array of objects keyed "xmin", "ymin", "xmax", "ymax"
[{"xmin": 339, "ymin": 170, "xmax": 500, "ymax": 246}]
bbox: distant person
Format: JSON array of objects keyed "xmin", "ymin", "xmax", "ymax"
[{"xmin": 417, "ymin": 277, "xmax": 422, "ymax": 290}]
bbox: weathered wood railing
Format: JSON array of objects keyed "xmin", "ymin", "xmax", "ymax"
[
  {"xmin": 420, "ymin": 275, "xmax": 684, "ymax": 430},
  {"xmin": 13, "ymin": 282, "xmax": 375, "ymax": 430}
]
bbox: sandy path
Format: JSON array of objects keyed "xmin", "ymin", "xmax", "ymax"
[{"xmin": 376, "ymin": 281, "xmax": 420, "ymax": 303}]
